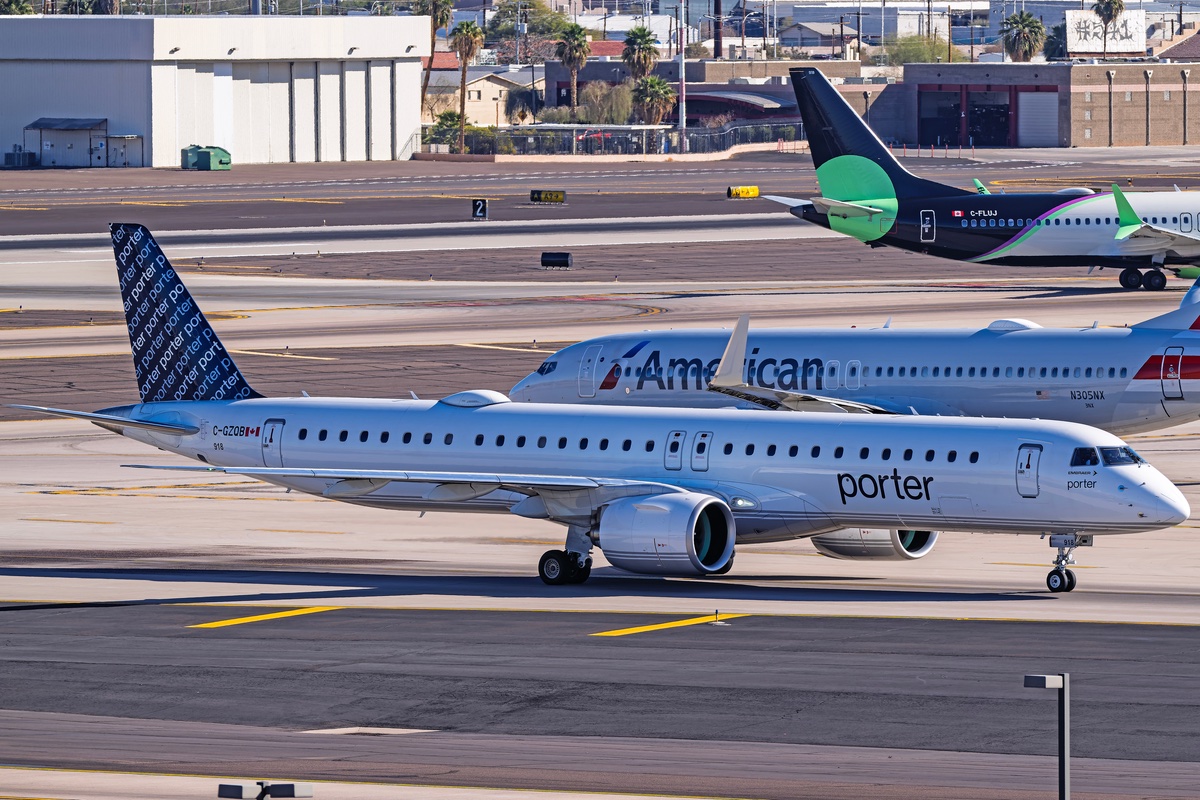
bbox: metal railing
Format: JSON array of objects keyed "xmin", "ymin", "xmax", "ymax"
[{"xmin": 421, "ymin": 120, "xmax": 805, "ymax": 156}]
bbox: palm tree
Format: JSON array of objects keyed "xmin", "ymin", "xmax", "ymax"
[
  {"xmin": 1000, "ymin": 11, "xmax": 1046, "ymax": 62},
  {"xmin": 632, "ymin": 75, "xmax": 677, "ymax": 124},
  {"xmin": 450, "ymin": 21, "xmax": 485, "ymax": 153},
  {"xmin": 1092, "ymin": 0, "xmax": 1126, "ymax": 59},
  {"xmin": 1043, "ymin": 22, "xmax": 1068, "ymax": 59},
  {"xmin": 622, "ymin": 26, "xmax": 659, "ymax": 81},
  {"xmin": 413, "ymin": 0, "xmax": 456, "ymax": 111},
  {"xmin": 556, "ymin": 24, "xmax": 591, "ymax": 122}
]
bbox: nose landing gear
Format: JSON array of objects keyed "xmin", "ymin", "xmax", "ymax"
[{"xmin": 1045, "ymin": 533, "xmax": 1092, "ymax": 593}]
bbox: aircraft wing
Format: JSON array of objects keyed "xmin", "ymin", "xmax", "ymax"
[
  {"xmin": 1112, "ymin": 184, "xmax": 1200, "ymax": 247},
  {"xmin": 123, "ymin": 464, "xmax": 683, "ymax": 501},
  {"xmin": 706, "ymin": 315, "xmax": 897, "ymax": 415}
]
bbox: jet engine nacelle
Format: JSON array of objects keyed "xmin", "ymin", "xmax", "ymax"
[
  {"xmin": 810, "ymin": 528, "xmax": 939, "ymax": 561},
  {"xmin": 597, "ymin": 492, "xmax": 735, "ymax": 576}
]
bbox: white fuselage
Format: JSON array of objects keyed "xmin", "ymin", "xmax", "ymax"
[
  {"xmin": 109, "ymin": 396, "xmax": 1187, "ymax": 544},
  {"xmin": 510, "ymin": 324, "xmax": 1200, "ymax": 435}
]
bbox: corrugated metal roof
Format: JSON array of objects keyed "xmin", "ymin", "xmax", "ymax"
[{"xmin": 25, "ymin": 118, "xmax": 107, "ymax": 131}]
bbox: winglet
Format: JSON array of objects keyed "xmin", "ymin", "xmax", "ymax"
[
  {"xmin": 710, "ymin": 315, "xmax": 750, "ymax": 389},
  {"xmin": 972, "ymin": 178, "xmax": 991, "ymax": 195},
  {"xmin": 1111, "ymin": 184, "xmax": 1144, "ymax": 240}
]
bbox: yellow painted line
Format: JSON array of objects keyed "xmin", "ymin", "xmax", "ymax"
[
  {"xmin": 591, "ymin": 612, "xmax": 750, "ymax": 637},
  {"xmin": 253, "ymin": 527, "xmax": 347, "ymax": 535},
  {"xmin": 454, "ymin": 343, "xmax": 552, "ymax": 353},
  {"xmin": 0, "ymin": 206, "xmax": 50, "ymax": 211},
  {"xmin": 227, "ymin": 348, "xmax": 337, "ymax": 361},
  {"xmin": 271, "ymin": 197, "xmax": 344, "ymax": 205},
  {"xmin": 189, "ymin": 606, "xmax": 341, "ymax": 629},
  {"xmin": 20, "ymin": 518, "xmax": 115, "ymax": 525},
  {"xmin": 989, "ymin": 562, "xmax": 1099, "ymax": 569}
]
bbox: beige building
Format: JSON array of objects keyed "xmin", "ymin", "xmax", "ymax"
[
  {"xmin": 424, "ymin": 66, "xmax": 543, "ymax": 127},
  {"xmin": 0, "ymin": 15, "xmax": 429, "ymax": 167}
]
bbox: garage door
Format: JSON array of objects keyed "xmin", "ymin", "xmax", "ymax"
[{"xmin": 1017, "ymin": 92, "xmax": 1059, "ymax": 147}]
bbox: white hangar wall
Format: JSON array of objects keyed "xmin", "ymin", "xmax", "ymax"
[{"xmin": 0, "ymin": 16, "xmax": 429, "ymax": 167}]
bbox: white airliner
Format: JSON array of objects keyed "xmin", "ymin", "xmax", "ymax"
[
  {"xmin": 9, "ymin": 225, "xmax": 1190, "ymax": 593},
  {"xmin": 510, "ymin": 291, "xmax": 1200, "ymax": 437}
]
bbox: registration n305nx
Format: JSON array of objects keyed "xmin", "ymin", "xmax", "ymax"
[{"xmin": 11, "ymin": 225, "xmax": 1189, "ymax": 592}]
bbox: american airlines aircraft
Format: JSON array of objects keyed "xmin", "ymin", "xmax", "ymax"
[
  {"xmin": 510, "ymin": 294, "xmax": 1200, "ymax": 437},
  {"xmin": 9, "ymin": 225, "xmax": 1189, "ymax": 593},
  {"xmin": 781, "ymin": 67, "xmax": 1200, "ymax": 291}
]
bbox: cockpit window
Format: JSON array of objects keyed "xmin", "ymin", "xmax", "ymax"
[
  {"xmin": 1070, "ymin": 447, "xmax": 1100, "ymax": 467},
  {"xmin": 535, "ymin": 360, "xmax": 558, "ymax": 376},
  {"xmin": 1099, "ymin": 446, "xmax": 1146, "ymax": 466}
]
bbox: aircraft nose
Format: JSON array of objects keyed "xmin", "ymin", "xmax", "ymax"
[
  {"xmin": 1156, "ymin": 485, "xmax": 1191, "ymax": 526},
  {"xmin": 509, "ymin": 375, "xmax": 535, "ymax": 402}
]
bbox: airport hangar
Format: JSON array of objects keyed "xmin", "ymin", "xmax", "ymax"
[{"xmin": 0, "ymin": 15, "xmax": 430, "ymax": 168}]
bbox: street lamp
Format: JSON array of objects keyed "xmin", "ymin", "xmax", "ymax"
[{"xmin": 1024, "ymin": 673, "xmax": 1070, "ymax": 800}]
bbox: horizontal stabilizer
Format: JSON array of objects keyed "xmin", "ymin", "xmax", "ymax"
[
  {"xmin": 760, "ymin": 195, "xmax": 812, "ymax": 209},
  {"xmin": 811, "ymin": 197, "xmax": 885, "ymax": 219},
  {"xmin": 6, "ymin": 404, "xmax": 200, "ymax": 435}
]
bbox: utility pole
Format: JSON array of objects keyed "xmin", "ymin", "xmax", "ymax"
[{"xmin": 839, "ymin": 15, "xmax": 846, "ymax": 58}]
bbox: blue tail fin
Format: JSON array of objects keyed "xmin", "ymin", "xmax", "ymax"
[{"xmin": 110, "ymin": 223, "xmax": 260, "ymax": 403}]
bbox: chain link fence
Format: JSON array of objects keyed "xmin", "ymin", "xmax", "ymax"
[{"xmin": 423, "ymin": 120, "xmax": 805, "ymax": 156}]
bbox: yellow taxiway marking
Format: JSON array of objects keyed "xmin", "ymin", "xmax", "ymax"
[
  {"xmin": 454, "ymin": 343, "xmax": 552, "ymax": 353},
  {"xmin": 228, "ymin": 348, "xmax": 337, "ymax": 361},
  {"xmin": 253, "ymin": 527, "xmax": 347, "ymax": 535},
  {"xmin": 20, "ymin": 518, "xmax": 115, "ymax": 525},
  {"xmin": 189, "ymin": 606, "xmax": 341, "ymax": 629},
  {"xmin": 591, "ymin": 612, "xmax": 750, "ymax": 637},
  {"xmin": 270, "ymin": 197, "xmax": 344, "ymax": 205},
  {"xmin": 989, "ymin": 562, "xmax": 1100, "ymax": 569}
]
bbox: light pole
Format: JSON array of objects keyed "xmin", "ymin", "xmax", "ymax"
[
  {"xmin": 1024, "ymin": 673, "xmax": 1070, "ymax": 800},
  {"xmin": 679, "ymin": 0, "xmax": 688, "ymax": 149}
]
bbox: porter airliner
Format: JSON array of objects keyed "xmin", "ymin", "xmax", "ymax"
[
  {"xmin": 781, "ymin": 67, "xmax": 1200, "ymax": 291},
  {"xmin": 10, "ymin": 225, "xmax": 1189, "ymax": 593},
  {"xmin": 510, "ymin": 292, "xmax": 1200, "ymax": 436}
]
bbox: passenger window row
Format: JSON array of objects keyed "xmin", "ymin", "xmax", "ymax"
[
  {"xmin": 719, "ymin": 441, "xmax": 980, "ymax": 464},
  {"xmin": 297, "ymin": 428, "xmax": 658, "ymax": 453},
  {"xmin": 867, "ymin": 365, "xmax": 1126, "ymax": 379}
]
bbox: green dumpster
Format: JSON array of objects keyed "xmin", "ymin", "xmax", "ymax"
[
  {"xmin": 180, "ymin": 144, "xmax": 203, "ymax": 170},
  {"xmin": 196, "ymin": 146, "xmax": 232, "ymax": 171}
]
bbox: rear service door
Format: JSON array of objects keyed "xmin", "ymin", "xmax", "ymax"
[
  {"xmin": 920, "ymin": 210, "xmax": 936, "ymax": 242},
  {"xmin": 665, "ymin": 430, "xmax": 686, "ymax": 470},
  {"xmin": 1161, "ymin": 346, "xmax": 1184, "ymax": 400},
  {"xmin": 1016, "ymin": 443, "xmax": 1042, "ymax": 498},
  {"xmin": 578, "ymin": 345, "xmax": 603, "ymax": 398},
  {"xmin": 262, "ymin": 419, "xmax": 285, "ymax": 467}
]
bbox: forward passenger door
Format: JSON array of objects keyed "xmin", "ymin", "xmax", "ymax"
[
  {"xmin": 578, "ymin": 345, "xmax": 603, "ymax": 398},
  {"xmin": 262, "ymin": 419, "xmax": 285, "ymax": 468},
  {"xmin": 1016, "ymin": 444, "xmax": 1042, "ymax": 498}
]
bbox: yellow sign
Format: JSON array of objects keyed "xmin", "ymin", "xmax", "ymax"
[
  {"xmin": 726, "ymin": 186, "xmax": 760, "ymax": 199},
  {"xmin": 530, "ymin": 190, "xmax": 566, "ymax": 203}
]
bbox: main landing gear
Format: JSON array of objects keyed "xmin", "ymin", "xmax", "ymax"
[
  {"xmin": 1045, "ymin": 533, "xmax": 1092, "ymax": 593},
  {"xmin": 538, "ymin": 524, "xmax": 594, "ymax": 585},
  {"xmin": 1118, "ymin": 267, "xmax": 1168, "ymax": 291}
]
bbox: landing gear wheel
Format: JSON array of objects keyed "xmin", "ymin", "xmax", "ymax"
[
  {"xmin": 1143, "ymin": 270, "xmax": 1167, "ymax": 291},
  {"xmin": 1119, "ymin": 268, "xmax": 1144, "ymax": 290},
  {"xmin": 539, "ymin": 550, "xmax": 569, "ymax": 585},
  {"xmin": 1046, "ymin": 570, "xmax": 1068, "ymax": 593},
  {"xmin": 1064, "ymin": 569, "xmax": 1078, "ymax": 592},
  {"xmin": 567, "ymin": 558, "xmax": 592, "ymax": 584}
]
